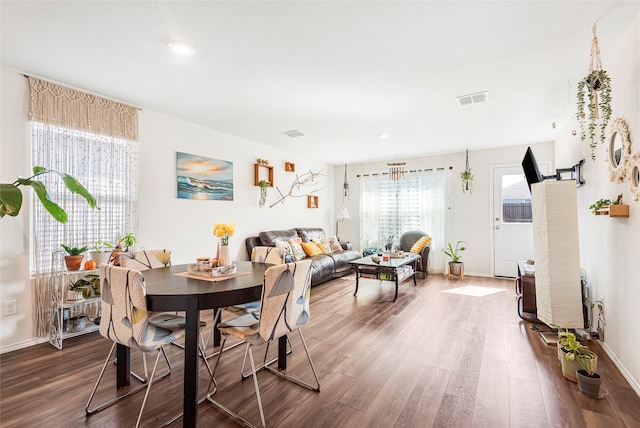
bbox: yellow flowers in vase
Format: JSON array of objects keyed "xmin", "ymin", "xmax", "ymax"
[{"xmin": 213, "ymin": 222, "xmax": 236, "ymax": 246}]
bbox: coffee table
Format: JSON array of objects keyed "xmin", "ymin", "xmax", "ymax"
[{"xmin": 349, "ymin": 253, "xmax": 420, "ymax": 301}]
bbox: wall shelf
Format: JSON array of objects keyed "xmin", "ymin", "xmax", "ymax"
[
  {"xmin": 307, "ymin": 195, "xmax": 318, "ymax": 208},
  {"xmin": 285, "ymin": 162, "xmax": 295, "ymax": 172},
  {"xmin": 595, "ymin": 204, "xmax": 629, "ymax": 217},
  {"xmin": 254, "ymin": 163, "xmax": 274, "ymax": 186}
]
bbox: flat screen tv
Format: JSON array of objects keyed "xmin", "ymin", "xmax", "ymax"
[{"xmin": 522, "ymin": 146, "xmax": 543, "ymax": 191}]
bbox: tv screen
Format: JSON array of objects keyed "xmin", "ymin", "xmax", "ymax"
[{"xmin": 522, "ymin": 147, "xmax": 543, "ymax": 191}]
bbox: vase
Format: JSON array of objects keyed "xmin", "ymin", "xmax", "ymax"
[{"xmin": 218, "ymin": 245, "xmax": 230, "ymax": 267}]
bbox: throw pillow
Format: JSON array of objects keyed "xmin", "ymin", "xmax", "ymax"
[
  {"xmin": 317, "ymin": 237, "xmax": 334, "ymax": 253},
  {"xmin": 288, "ymin": 238, "xmax": 307, "ymax": 261},
  {"xmin": 301, "ymin": 241, "xmax": 322, "ymax": 257},
  {"xmin": 274, "ymin": 240, "xmax": 295, "ymax": 263},
  {"xmin": 312, "ymin": 238, "xmax": 330, "ymax": 254},
  {"xmin": 410, "ymin": 236, "xmax": 432, "ymax": 254},
  {"xmin": 325, "ymin": 236, "xmax": 343, "ymax": 252}
]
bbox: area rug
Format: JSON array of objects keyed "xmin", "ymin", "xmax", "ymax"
[{"xmin": 442, "ymin": 285, "xmax": 506, "ymax": 297}]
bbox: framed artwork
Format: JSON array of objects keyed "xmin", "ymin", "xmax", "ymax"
[{"xmin": 177, "ymin": 152, "xmax": 233, "ymax": 200}]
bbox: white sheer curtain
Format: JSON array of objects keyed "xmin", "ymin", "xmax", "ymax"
[
  {"xmin": 359, "ymin": 170, "xmax": 447, "ymax": 272},
  {"xmin": 29, "ymin": 77, "xmax": 138, "ymax": 336}
]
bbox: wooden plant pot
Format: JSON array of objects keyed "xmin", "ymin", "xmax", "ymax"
[{"xmin": 64, "ymin": 255, "xmax": 84, "ymax": 271}]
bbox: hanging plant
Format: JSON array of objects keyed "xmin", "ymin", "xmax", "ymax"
[
  {"xmin": 258, "ymin": 180, "xmax": 270, "ymax": 208},
  {"xmin": 576, "ymin": 24, "xmax": 613, "ymax": 161},
  {"xmin": 343, "ymin": 164, "xmax": 350, "ymax": 200},
  {"xmin": 459, "ymin": 149, "xmax": 473, "ymax": 194},
  {"xmin": 576, "ymin": 70, "xmax": 612, "ymax": 160}
]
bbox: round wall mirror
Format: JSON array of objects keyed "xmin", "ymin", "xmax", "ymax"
[
  {"xmin": 627, "ymin": 152, "xmax": 640, "ymax": 202},
  {"xmin": 607, "ymin": 118, "xmax": 631, "ymax": 183}
]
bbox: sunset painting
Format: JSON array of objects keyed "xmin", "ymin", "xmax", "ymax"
[{"xmin": 176, "ymin": 152, "xmax": 233, "ymax": 200}]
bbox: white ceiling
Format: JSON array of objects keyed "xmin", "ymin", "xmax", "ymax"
[{"xmin": 1, "ymin": 1, "xmax": 638, "ymax": 165}]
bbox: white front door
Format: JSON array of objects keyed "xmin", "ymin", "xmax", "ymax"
[{"xmin": 492, "ymin": 164, "xmax": 547, "ymax": 277}]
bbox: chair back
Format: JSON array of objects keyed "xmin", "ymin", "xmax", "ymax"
[
  {"xmin": 120, "ymin": 249, "xmax": 172, "ymax": 271},
  {"xmin": 99, "ymin": 265, "xmax": 178, "ymax": 352},
  {"xmin": 399, "ymin": 231, "xmax": 430, "ymax": 252},
  {"xmin": 258, "ymin": 259, "xmax": 312, "ymax": 342}
]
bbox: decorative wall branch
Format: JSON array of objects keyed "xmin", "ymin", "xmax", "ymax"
[{"xmin": 269, "ymin": 170, "xmax": 326, "ymax": 208}]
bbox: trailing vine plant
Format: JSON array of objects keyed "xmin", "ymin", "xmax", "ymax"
[
  {"xmin": 258, "ymin": 179, "xmax": 270, "ymax": 208},
  {"xmin": 576, "ymin": 24, "xmax": 613, "ymax": 161}
]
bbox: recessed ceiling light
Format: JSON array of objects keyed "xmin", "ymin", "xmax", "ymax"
[
  {"xmin": 378, "ymin": 134, "xmax": 390, "ymax": 139},
  {"xmin": 168, "ymin": 41, "xmax": 196, "ymax": 56}
]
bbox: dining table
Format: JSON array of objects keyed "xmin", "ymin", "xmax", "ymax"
[{"xmin": 114, "ymin": 261, "xmax": 284, "ymax": 427}]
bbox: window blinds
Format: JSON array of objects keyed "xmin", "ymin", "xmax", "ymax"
[{"xmin": 359, "ymin": 170, "xmax": 447, "ymax": 273}]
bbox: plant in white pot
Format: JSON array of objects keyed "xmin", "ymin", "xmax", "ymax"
[
  {"xmin": 90, "ymin": 240, "xmax": 113, "ymax": 266},
  {"xmin": 556, "ymin": 325, "xmax": 598, "ymax": 384},
  {"xmin": 443, "ymin": 241, "xmax": 466, "ymax": 279}
]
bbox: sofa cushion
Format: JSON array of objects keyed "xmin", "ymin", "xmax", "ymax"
[
  {"xmin": 259, "ymin": 229, "xmax": 299, "ymax": 247},
  {"xmin": 307, "ymin": 254, "xmax": 336, "ymax": 284},
  {"xmin": 296, "ymin": 227, "xmax": 326, "ymax": 243},
  {"xmin": 325, "ymin": 236, "xmax": 343, "ymax": 252},
  {"xmin": 410, "ymin": 236, "xmax": 432, "ymax": 254}
]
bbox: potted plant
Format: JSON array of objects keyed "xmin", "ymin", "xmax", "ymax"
[
  {"xmin": 588, "ymin": 198, "xmax": 612, "ymax": 215},
  {"xmin": 443, "ymin": 240, "xmax": 466, "ymax": 278},
  {"xmin": 69, "ymin": 313, "xmax": 89, "ymax": 332},
  {"xmin": 68, "ymin": 274, "xmax": 100, "ymax": 301},
  {"xmin": 460, "ymin": 149, "xmax": 473, "ymax": 194},
  {"xmin": 60, "ymin": 244, "xmax": 88, "ymax": 271},
  {"xmin": 0, "ymin": 166, "xmax": 98, "ymax": 223},
  {"xmin": 555, "ymin": 324, "xmax": 598, "ymax": 383},
  {"xmin": 576, "ymin": 350, "xmax": 602, "ymax": 398},
  {"xmin": 89, "ymin": 239, "xmax": 113, "ymax": 266},
  {"xmin": 117, "ymin": 232, "xmax": 137, "ymax": 252},
  {"xmin": 576, "ymin": 69, "xmax": 613, "ymax": 160},
  {"xmin": 258, "ymin": 180, "xmax": 270, "ymax": 208},
  {"xmin": 383, "ymin": 234, "xmax": 396, "ymax": 252}
]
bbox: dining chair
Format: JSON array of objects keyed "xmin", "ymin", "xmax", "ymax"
[
  {"xmin": 206, "ymin": 259, "xmax": 320, "ymax": 427},
  {"xmin": 119, "ymin": 249, "xmax": 172, "ymax": 270},
  {"xmin": 86, "ymin": 265, "xmax": 215, "ymax": 427}
]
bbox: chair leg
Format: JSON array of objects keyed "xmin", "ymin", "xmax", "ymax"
[
  {"xmin": 206, "ymin": 339, "xmax": 266, "ymax": 428},
  {"xmin": 136, "ymin": 349, "xmax": 162, "ymax": 428},
  {"xmin": 86, "ymin": 343, "xmax": 172, "ymax": 416},
  {"xmin": 240, "ymin": 336, "xmax": 293, "ymax": 379},
  {"xmin": 263, "ymin": 330, "xmax": 320, "ymax": 392}
]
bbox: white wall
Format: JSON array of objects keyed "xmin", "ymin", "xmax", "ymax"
[
  {"xmin": 555, "ymin": 13, "xmax": 640, "ymax": 394},
  {"xmin": 0, "ymin": 67, "xmax": 333, "ymax": 352},
  {"xmin": 333, "ymin": 141, "xmax": 554, "ymax": 277}
]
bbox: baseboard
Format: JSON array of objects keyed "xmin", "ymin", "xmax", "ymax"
[
  {"xmin": 600, "ymin": 341, "xmax": 640, "ymax": 397},
  {"xmin": 0, "ymin": 336, "xmax": 48, "ymax": 355}
]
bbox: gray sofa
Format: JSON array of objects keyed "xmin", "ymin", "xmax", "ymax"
[{"xmin": 245, "ymin": 227, "xmax": 361, "ymax": 287}]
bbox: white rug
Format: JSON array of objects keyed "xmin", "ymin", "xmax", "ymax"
[{"xmin": 442, "ymin": 285, "xmax": 506, "ymax": 297}]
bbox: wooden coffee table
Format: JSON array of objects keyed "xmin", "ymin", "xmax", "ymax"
[{"xmin": 349, "ymin": 253, "xmax": 420, "ymax": 301}]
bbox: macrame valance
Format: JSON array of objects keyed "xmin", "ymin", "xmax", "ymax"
[{"xmin": 28, "ymin": 76, "xmax": 139, "ymax": 141}]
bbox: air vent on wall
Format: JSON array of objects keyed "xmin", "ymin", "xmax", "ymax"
[
  {"xmin": 283, "ymin": 129, "xmax": 305, "ymax": 138},
  {"xmin": 456, "ymin": 91, "xmax": 489, "ymax": 107}
]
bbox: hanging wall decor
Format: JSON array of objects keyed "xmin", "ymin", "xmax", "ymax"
[
  {"xmin": 459, "ymin": 149, "xmax": 473, "ymax": 194},
  {"xmin": 387, "ymin": 162, "xmax": 406, "ymax": 181},
  {"xmin": 606, "ymin": 117, "xmax": 631, "ymax": 183},
  {"xmin": 576, "ymin": 24, "xmax": 613, "ymax": 161},
  {"xmin": 270, "ymin": 170, "xmax": 326, "ymax": 208},
  {"xmin": 343, "ymin": 164, "xmax": 350, "ymax": 200}
]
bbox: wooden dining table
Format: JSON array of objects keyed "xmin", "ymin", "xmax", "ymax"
[{"xmin": 114, "ymin": 261, "xmax": 284, "ymax": 427}]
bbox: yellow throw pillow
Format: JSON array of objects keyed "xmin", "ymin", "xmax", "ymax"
[
  {"xmin": 410, "ymin": 236, "xmax": 432, "ymax": 254},
  {"xmin": 301, "ymin": 241, "xmax": 323, "ymax": 257}
]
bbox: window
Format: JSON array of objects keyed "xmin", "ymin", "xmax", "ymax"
[
  {"xmin": 30, "ymin": 123, "xmax": 138, "ymax": 274},
  {"xmin": 359, "ymin": 171, "xmax": 447, "ymax": 271},
  {"xmin": 501, "ymin": 174, "xmax": 532, "ymax": 223}
]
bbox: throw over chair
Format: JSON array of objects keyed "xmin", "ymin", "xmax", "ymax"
[
  {"xmin": 399, "ymin": 231, "xmax": 432, "ymax": 278},
  {"xmin": 207, "ymin": 259, "xmax": 320, "ymax": 427},
  {"xmin": 86, "ymin": 265, "xmax": 214, "ymax": 427},
  {"xmin": 120, "ymin": 249, "xmax": 172, "ymax": 270}
]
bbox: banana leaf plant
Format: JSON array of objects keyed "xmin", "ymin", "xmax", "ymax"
[{"xmin": 0, "ymin": 166, "xmax": 98, "ymax": 223}]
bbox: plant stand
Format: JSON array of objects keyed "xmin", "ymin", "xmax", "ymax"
[{"xmin": 448, "ymin": 262, "xmax": 464, "ymax": 280}]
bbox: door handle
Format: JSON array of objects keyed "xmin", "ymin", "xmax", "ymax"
[{"xmin": 495, "ymin": 225, "xmax": 501, "ymax": 230}]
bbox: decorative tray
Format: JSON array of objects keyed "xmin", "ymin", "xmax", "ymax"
[{"xmin": 186, "ymin": 264, "xmax": 237, "ymax": 278}]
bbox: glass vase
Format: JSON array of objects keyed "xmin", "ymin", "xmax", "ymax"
[{"xmin": 218, "ymin": 245, "xmax": 230, "ymax": 267}]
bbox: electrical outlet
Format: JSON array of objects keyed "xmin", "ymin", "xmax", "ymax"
[{"xmin": 3, "ymin": 300, "xmax": 17, "ymax": 316}]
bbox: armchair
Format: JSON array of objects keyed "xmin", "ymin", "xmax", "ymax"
[{"xmin": 399, "ymin": 231, "xmax": 431, "ymax": 278}]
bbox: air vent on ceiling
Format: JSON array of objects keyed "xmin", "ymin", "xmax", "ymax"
[
  {"xmin": 283, "ymin": 129, "xmax": 305, "ymax": 138},
  {"xmin": 456, "ymin": 91, "xmax": 489, "ymax": 107}
]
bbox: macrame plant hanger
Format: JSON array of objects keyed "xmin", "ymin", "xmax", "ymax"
[{"xmin": 589, "ymin": 23, "xmax": 603, "ymax": 119}]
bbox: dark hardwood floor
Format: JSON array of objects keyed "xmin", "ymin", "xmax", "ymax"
[{"xmin": 2, "ymin": 274, "xmax": 639, "ymax": 427}]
